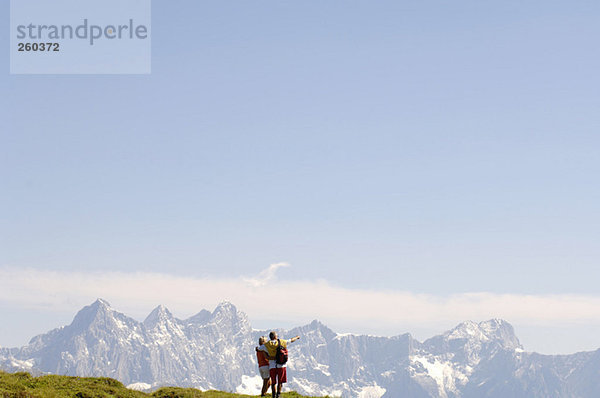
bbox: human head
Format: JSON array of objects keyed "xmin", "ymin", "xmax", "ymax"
[
  {"xmin": 269, "ymin": 331, "xmax": 278, "ymax": 340},
  {"xmin": 258, "ymin": 336, "xmax": 266, "ymax": 345}
]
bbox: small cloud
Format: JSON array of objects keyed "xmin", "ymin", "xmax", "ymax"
[{"xmin": 244, "ymin": 262, "xmax": 290, "ymax": 287}]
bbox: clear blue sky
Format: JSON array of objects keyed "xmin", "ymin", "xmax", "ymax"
[{"xmin": 1, "ymin": 0, "xmax": 600, "ymax": 352}]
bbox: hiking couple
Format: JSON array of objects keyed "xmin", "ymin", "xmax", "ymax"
[{"xmin": 256, "ymin": 331, "xmax": 300, "ymax": 398}]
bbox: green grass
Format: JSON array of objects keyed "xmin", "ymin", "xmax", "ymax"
[{"xmin": 0, "ymin": 371, "xmax": 326, "ymax": 398}]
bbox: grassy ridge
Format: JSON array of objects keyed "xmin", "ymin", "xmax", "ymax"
[{"xmin": 0, "ymin": 371, "xmax": 323, "ymax": 398}]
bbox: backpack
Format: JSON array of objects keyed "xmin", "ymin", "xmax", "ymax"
[{"xmin": 275, "ymin": 339, "xmax": 288, "ymax": 365}]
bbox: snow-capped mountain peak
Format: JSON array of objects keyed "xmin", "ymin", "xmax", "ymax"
[
  {"xmin": 430, "ymin": 318, "xmax": 522, "ymax": 350},
  {"xmin": 93, "ymin": 298, "xmax": 111, "ymax": 307},
  {"xmin": 186, "ymin": 309, "xmax": 211, "ymax": 325},
  {"xmin": 69, "ymin": 298, "xmax": 118, "ymax": 329},
  {"xmin": 210, "ymin": 301, "xmax": 251, "ymax": 334},
  {"xmin": 211, "ymin": 301, "xmax": 239, "ymax": 319},
  {"xmin": 144, "ymin": 305, "xmax": 175, "ymax": 328}
]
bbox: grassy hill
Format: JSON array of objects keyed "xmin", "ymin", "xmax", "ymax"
[{"xmin": 0, "ymin": 371, "xmax": 326, "ymax": 398}]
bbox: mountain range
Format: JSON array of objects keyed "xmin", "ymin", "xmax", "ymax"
[{"xmin": 1, "ymin": 299, "xmax": 599, "ymax": 397}]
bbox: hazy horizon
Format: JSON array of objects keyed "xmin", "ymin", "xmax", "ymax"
[{"xmin": 1, "ymin": 265, "xmax": 600, "ymax": 355}]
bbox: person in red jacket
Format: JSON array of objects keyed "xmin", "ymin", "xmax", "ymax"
[{"xmin": 256, "ymin": 336, "xmax": 271, "ymax": 396}]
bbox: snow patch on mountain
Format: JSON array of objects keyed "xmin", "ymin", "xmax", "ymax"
[
  {"xmin": 127, "ymin": 382, "xmax": 152, "ymax": 391},
  {"xmin": 9, "ymin": 358, "xmax": 35, "ymax": 370},
  {"xmin": 236, "ymin": 374, "xmax": 263, "ymax": 395},
  {"xmin": 411, "ymin": 355, "xmax": 468, "ymax": 397},
  {"xmin": 357, "ymin": 384, "xmax": 386, "ymax": 398}
]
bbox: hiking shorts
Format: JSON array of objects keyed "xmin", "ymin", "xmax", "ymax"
[
  {"xmin": 270, "ymin": 367, "xmax": 287, "ymax": 384},
  {"xmin": 259, "ymin": 365, "xmax": 270, "ymax": 380}
]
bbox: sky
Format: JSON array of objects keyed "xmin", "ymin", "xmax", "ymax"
[{"xmin": 1, "ymin": 0, "xmax": 600, "ymax": 354}]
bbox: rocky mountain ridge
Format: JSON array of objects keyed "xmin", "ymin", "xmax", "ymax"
[{"xmin": 1, "ymin": 299, "xmax": 599, "ymax": 397}]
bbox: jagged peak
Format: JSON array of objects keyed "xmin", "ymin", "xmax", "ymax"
[
  {"xmin": 213, "ymin": 301, "xmax": 236, "ymax": 312},
  {"xmin": 144, "ymin": 304, "xmax": 175, "ymax": 326},
  {"xmin": 83, "ymin": 298, "xmax": 113, "ymax": 314},
  {"xmin": 307, "ymin": 319, "xmax": 336, "ymax": 340},
  {"xmin": 443, "ymin": 318, "xmax": 521, "ymax": 350},
  {"xmin": 152, "ymin": 304, "xmax": 171, "ymax": 315},
  {"xmin": 92, "ymin": 298, "xmax": 112, "ymax": 308},
  {"xmin": 211, "ymin": 301, "xmax": 241, "ymax": 319},
  {"xmin": 308, "ymin": 319, "xmax": 335, "ymax": 333},
  {"xmin": 184, "ymin": 302, "xmax": 243, "ymax": 326},
  {"xmin": 447, "ymin": 320, "xmax": 485, "ymax": 339},
  {"xmin": 449, "ymin": 319, "xmax": 509, "ymax": 335},
  {"xmin": 301, "ymin": 319, "xmax": 336, "ymax": 335},
  {"xmin": 186, "ymin": 309, "xmax": 211, "ymax": 325},
  {"xmin": 208, "ymin": 301, "xmax": 250, "ymax": 332},
  {"xmin": 479, "ymin": 318, "xmax": 509, "ymax": 331},
  {"xmin": 69, "ymin": 299, "xmax": 118, "ymax": 329}
]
